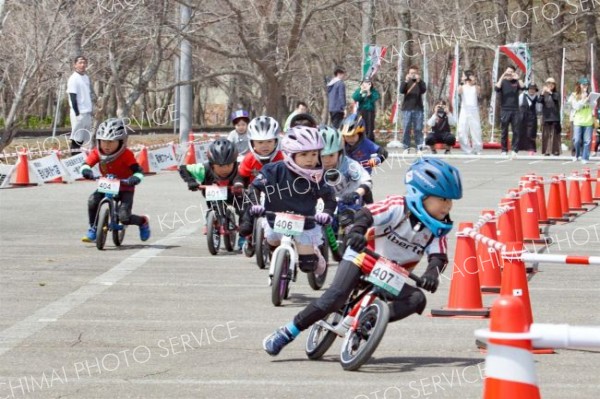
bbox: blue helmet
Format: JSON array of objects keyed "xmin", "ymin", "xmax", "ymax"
[{"xmin": 404, "ymin": 158, "xmax": 462, "ymax": 237}]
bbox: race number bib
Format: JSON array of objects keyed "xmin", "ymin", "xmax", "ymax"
[
  {"xmin": 273, "ymin": 213, "xmax": 305, "ymax": 236},
  {"xmin": 97, "ymin": 177, "xmax": 120, "ymax": 195},
  {"xmin": 366, "ymin": 258, "xmax": 408, "ymax": 296},
  {"xmin": 205, "ymin": 185, "xmax": 228, "ymax": 201}
]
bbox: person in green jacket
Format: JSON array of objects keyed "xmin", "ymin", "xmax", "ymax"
[
  {"xmin": 352, "ymin": 79, "xmax": 380, "ymax": 141},
  {"xmin": 569, "ymin": 77, "xmax": 594, "ymax": 163}
]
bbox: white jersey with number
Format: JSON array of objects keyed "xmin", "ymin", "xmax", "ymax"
[{"xmin": 365, "ymin": 195, "xmax": 447, "ymax": 271}]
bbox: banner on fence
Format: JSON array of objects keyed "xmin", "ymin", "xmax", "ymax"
[
  {"xmin": 31, "ymin": 153, "xmax": 72, "ymax": 183},
  {"xmin": 148, "ymin": 145, "xmax": 178, "ymax": 172},
  {"xmin": 61, "ymin": 153, "xmax": 100, "ymax": 179}
]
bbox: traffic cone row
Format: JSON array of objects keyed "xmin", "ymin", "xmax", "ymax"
[{"xmin": 431, "ymin": 167, "xmax": 600, "ymax": 321}]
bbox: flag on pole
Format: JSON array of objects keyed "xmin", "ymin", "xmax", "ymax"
[
  {"xmin": 449, "ymin": 42, "xmax": 460, "ymax": 114},
  {"xmin": 499, "ymin": 42, "xmax": 533, "ymax": 84},
  {"xmin": 362, "ymin": 44, "xmax": 387, "ymax": 81}
]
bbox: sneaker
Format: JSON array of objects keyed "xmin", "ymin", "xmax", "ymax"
[
  {"xmin": 431, "ymin": 148, "xmax": 437, "ymax": 154},
  {"xmin": 528, "ymin": 151, "xmax": 535, "ymax": 156},
  {"xmin": 500, "ymin": 151, "xmax": 508, "ymax": 156},
  {"xmin": 572, "ymin": 156, "xmax": 577, "ymax": 162},
  {"xmin": 82, "ymin": 226, "xmax": 96, "ymax": 242},
  {"xmin": 263, "ymin": 327, "xmax": 294, "ymax": 356},
  {"xmin": 139, "ymin": 216, "xmax": 151, "ymax": 241},
  {"xmin": 581, "ymin": 159, "xmax": 588, "ymax": 164},
  {"xmin": 444, "ymin": 149, "xmax": 451, "ymax": 155},
  {"xmin": 510, "ymin": 151, "xmax": 518, "ymax": 158},
  {"xmin": 314, "ymin": 248, "xmax": 327, "ymax": 277}
]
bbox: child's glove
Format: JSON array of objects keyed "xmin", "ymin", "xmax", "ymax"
[
  {"xmin": 249, "ymin": 205, "xmax": 265, "ymax": 216},
  {"xmin": 346, "ymin": 232, "xmax": 367, "ymax": 252},
  {"xmin": 125, "ymin": 176, "xmax": 141, "ymax": 186},
  {"xmin": 314, "ymin": 212, "xmax": 332, "ymax": 225},
  {"xmin": 367, "ymin": 157, "xmax": 381, "ymax": 168},
  {"xmin": 232, "ymin": 182, "xmax": 244, "ymax": 195},
  {"xmin": 419, "ymin": 270, "xmax": 440, "ymax": 293},
  {"xmin": 81, "ymin": 169, "xmax": 94, "ymax": 180},
  {"xmin": 341, "ymin": 192, "xmax": 361, "ymax": 205},
  {"xmin": 187, "ymin": 181, "xmax": 200, "ymax": 191}
]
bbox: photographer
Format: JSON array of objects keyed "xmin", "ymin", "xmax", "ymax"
[
  {"xmin": 457, "ymin": 70, "xmax": 483, "ymax": 154},
  {"xmin": 538, "ymin": 78, "xmax": 561, "ymax": 156},
  {"xmin": 495, "ymin": 65, "xmax": 525, "ymax": 156},
  {"xmin": 425, "ymin": 99, "xmax": 457, "ymax": 154},
  {"xmin": 400, "ymin": 65, "xmax": 427, "ymax": 151},
  {"xmin": 352, "ymin": 79, "xmax": 380, "ymax": 141}
]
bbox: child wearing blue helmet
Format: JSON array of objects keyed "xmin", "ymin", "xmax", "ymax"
[{"xmin": 262, "ymin": 157, "xmax": 463, "ymax": 356}]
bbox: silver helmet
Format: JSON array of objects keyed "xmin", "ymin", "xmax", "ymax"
[{"xmin": 95, "ymin": 118, "xmax": 128, "ymax": 163}]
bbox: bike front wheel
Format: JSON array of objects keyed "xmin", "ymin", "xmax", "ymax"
[
  {"xmin": 96, "ymin": 203, "xmax": 110, "ymax": 250},
  {"xmin": 271, "ymin": 248, "xmax": 291, "ymax": 307},
  {"xmin": 255, "ymin": 219, "xmax": 268, "ymax": 269},
  {"xmin": 305, "ymin": 312, "xmax": 342, "ymax": 360},
  {"xmin": 339, "ymin": 298, "xmax": 390, "ymax": 371},
  {"xmin": 223, "ymin": 208, "xmax": 237, "ymax": 252},
  {"xmin": 206, "ymin": 211, "xmax": 220, "ymax": 255}
]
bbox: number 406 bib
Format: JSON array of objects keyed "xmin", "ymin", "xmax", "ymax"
[{"xmin": 273, "ymin": 213, "xmax": 305, "ymax": 236}]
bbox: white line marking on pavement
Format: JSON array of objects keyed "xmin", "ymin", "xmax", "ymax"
[{"xmin": 0, "ymin": 224, "xmax": 197, "ymax": 358}]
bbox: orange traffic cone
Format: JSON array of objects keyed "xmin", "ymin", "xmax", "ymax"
[
  {"xmin": 594, "ymin": 169, "xmax": 600, "ymax": 200},
  {"xmin": 480, "ymin": 296, "xmax": 541, "ymax": 399},
  {"xmin": 580, "ymin": 168, "xmax": 597, "ymax": 206},
  {"xmin": 431, "ymin": 222, "xmax": 490, "ymax": 318},
  {"xmin": 496, "ymin": 198, "xmax": 517, "ymax": 244},
  {"xmin": 507, "ymin": 189, "xmax": 524, "ymax": 243},
  {"xmin": 547, "ymin": 175, "xmax": 570, "ymax": 223},
  {"xmin": 184, "ymin": 132, "xmax": 197, "ymax": 165},
  {"xmin": 558, "ymin": 174, "xmax": 575, "ymax": 218},
  {"xmin": 136, "ymin": 145, "xmax": 156, "ymax": 175},
  {"xmin": 520, "ymin": 181, "xmax": 547, "ymax": 245},
  {"xmin": 11, "ymin": 150, "xmax": 36, "ymax": 187},
  {"xmin": 534, "ymin": 176, "xmax": 551, "ymax": 225},
  {"xmin": 500, "ymin": 242, "xmax": 533, "ymax": 326},
  {"xmin": 567, "ymin": 171, "xmax": 587, "ymax": 212},
  {"xmin": 477, "ymin": 210, "xmax": 502, "ymax": 294}
]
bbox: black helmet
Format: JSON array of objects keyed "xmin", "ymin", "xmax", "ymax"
[
  {"xmin": 289, "ymin": 113, "xmax": 318, "ymax": 129},
  {"xmin": 208, "ymin": 138, "xmax": 238, "ymax": 165}
]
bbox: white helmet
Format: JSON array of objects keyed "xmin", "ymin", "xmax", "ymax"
[
  {"xmin": 247, "ymin": 116, "xmax": 281, "ymax": 162},
  {"xmin": 95, "ymin": 118, "xmax": 128, "ymax": 163}
]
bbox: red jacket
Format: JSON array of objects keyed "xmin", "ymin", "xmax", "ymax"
[
  {"xmin": 238, "ymin": 151, "xmax": 284, "ymax": 184},
  {"xmin": 85, "ymin": 148, "xmax": 140, "ymax": 192}
]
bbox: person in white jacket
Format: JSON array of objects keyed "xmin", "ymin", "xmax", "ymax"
[{"xmin": 456, "ymin": 71, "xmax": 482, "ymax": 155}]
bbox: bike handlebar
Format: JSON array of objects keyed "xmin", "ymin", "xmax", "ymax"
[
  {"xmin": 362, "ymin": 247, "xmax": 424, "ymax": 287},
  {"xmin": 93, "ymin": 175, "xmax": 131, "ymax": 185},
  {"xmin": 263, "ymin": 210, "xmax": 316, "ymax": 222}
]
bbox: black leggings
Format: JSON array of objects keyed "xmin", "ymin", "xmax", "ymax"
[
  {"xmin": 293, "ymin": 259, "xmax": 427, "ymax": 331},
  {"xmin": 88, "ymin": 190, "xmax": 145, "ymax": 227}
]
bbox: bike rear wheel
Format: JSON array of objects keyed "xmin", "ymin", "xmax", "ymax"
[
  {"xmin": 223, "ymin": 208, "xmax": 237, "ymax": 252},
  {"xmin": 307, "ymin": 242, "xmax": 329, "ymax": 290},
  {"xmin": 96, "ymin": 203, "xmax": 110, "ymax": 250},
  {"xmin": 340, "ymin": 298, "xmax": 390, "ymax": 371},
  {"xmin": 305, "ymin": 312, "xmax": 342, "ymax": 360},
  {"xmin": 255, "ymin": 219, "xmax": 268, "ymax": 269},
  {"xmin": 206, "ymin": 211, "xmax": 221, "ymax": 255},
  {"xmin": 271, "ymin": 249, "xmax": 290, "ymax": 307}
]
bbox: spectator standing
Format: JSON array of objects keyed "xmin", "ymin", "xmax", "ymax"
[
  {"xmin": 495, "ymin": 65, "xmax": 525, "ymax": 156},
  {"xmin": 518, "ymin": 83, "xmax": 541, "ymax": 155},
  {"xmin": 67, "ymin": 55, "xmax": 95, "ymax": 153},
  {"xmin": 457, "ymin": 70, "xmax": 483, "ymax": 154},
  {"xmin": 400, "ymin": 65, "xmax": 427, "ymax": 151},
  {"xmin": 569, "ymin": 77, "xmax": 594, "ymax": 163},
  {"xmin": 352, "ymin": 79, "xmax": 380, "ymax": 141},
  {"xmin": 327, "ymin": 67, "xmax": 347, "ymax": 129},
  {"xmin": 539, "ymin": 78, "xmax": 562, "ymax": 156}
]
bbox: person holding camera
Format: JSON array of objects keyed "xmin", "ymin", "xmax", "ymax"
[
  {"xmin": 495, "ymin": 65, "xmax": 525, "ymax": 156},
  {"xmin": 457, "ymin": 70, "xmax": 483, "ymax": 154},
  {"xmin": 425, "ymin": 100, "xmax": 457, "ymax": 154},
  {"xmin": 538, "ymin": 78, "xmax": 562, "ymax": 156},
  {"xmin": 400, "ymin": 65, "xmax": 427, "ymax": 151},
  {"xmin": 352, "ymin": 79, "xmax": 380, "ymax": 141}
]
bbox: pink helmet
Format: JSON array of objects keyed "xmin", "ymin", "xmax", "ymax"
[{"xmin": 281, "ymin": 126, "xmax": 324, "ymax": 183}]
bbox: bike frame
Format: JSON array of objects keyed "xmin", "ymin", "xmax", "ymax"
[{"xmin": 268, "ymin": 234, "xmax": 297, "ymax": 283}]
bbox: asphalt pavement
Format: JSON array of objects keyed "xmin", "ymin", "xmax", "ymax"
[{"xmin": 0, "ymin": 153, "xmax": 599, "ymax": 399}]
